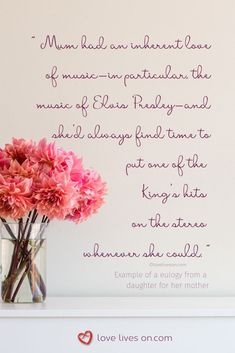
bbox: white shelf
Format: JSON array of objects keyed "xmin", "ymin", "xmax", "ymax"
[{"xmin": 1, "ymin": 297, "xmax": 235, "ymax": 318}]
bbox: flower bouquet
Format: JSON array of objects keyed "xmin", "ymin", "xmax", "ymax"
[{"xmin": 0, "ymin": 138, "xmax": 106, "ymax": 303}]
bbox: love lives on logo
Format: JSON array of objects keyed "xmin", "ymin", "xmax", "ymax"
[{"xmin": 77, "ymin": 331, "xmax": 173, "ymax": 345}]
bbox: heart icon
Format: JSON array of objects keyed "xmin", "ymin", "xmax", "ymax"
[{"xmin": 77, "ymin": 330, "xmax": 93, "ymax": 345}]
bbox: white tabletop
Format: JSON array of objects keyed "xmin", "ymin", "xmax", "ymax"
[{"xmin": 0, "ymin": 297, "xmax": 235, "ymax": 318}]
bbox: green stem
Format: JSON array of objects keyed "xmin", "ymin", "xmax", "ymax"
[
  {"xmin": 1, "ymin": 216, "xmax": 48, "ymax": 302},
  {"xmin": 11, "ymin": 239, "xmax": 45, "ymax": 302},
  {"xmin": 1, "ymin": 218, "xmax": 16, "ymax": 240}
]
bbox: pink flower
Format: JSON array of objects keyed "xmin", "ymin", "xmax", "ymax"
[
  {"xmin": 4, "ymin": 138, "xmax": 35, "ymax": 165},
  {"xmin": 33, "ymin": 139, "xmax": 84, "ymax": 178},
  {"xmin": 32, "ymin": 139, "xmax": 62, "ymax": 174},
  {"xmin": 66, "ymin": 170, "xmax": 107, "ymax": 223},
  {"xmin": 4, "ymin": 160, "xmax": 39, "ymax": 179},
  {"xmin": 66, "ymin": 151, "xmax": 84, "ymax": 183},
  {"xmin": 34, "ymin": 172, "xmax": 77, "ymax": 220},
  {"xmin": 0, "ymin": 137, "xmax": 107, "ymax": 222},
  {"xmin": 0, "ymin": 176, "xmax": 34, "ymax": 219},
  {"xmin": 0, "ymin": 149, "xmax": 10, "ymax": 170}
]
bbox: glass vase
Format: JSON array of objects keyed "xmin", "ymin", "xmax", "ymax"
[{"xmin": 1, "ymin": 220, "xmax": 48, "ymax": 303}]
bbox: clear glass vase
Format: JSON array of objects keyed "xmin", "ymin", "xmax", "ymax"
[{"xmin": 1, "ymin": 220, "xmax": 48, "ymax": 303}]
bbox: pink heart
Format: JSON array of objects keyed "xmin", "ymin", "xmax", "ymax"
[{"xmin": 77, "ymin": 330, "xmax": 93, "ymax": 345}]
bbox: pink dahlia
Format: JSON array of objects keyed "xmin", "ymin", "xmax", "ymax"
[
  {"xmin": 33, "ymin": 139, "xmax": 84, "ymax": 177},
  {"xmin": 32, "ymin": 139, "xmax": 62, "ymax": 174},
  {"xmin": 4, "ymin": 160, "xmax": 39, "ymax": 179},
  {"xmin": 34, "ymin": 172, "xmax": 77, "ymax": 220},
  {"xmin": 4, "ymin": 138, "xmax": 35, "ymax": 165},
  {"xmin": 0, "ymin": 149, "xmax": 10, "ymax": 170},
  {"xmin": 0, "ymin": 176, "xmax": 34, "ymax": 219},
  {"xmin": 0, "ymin": 137, "xmax": 107, "ymax": 223},
  {"xmin": 68, "ymin": 151, "xmax": 84, "ymax": 183},
  {"xmin": 66, "ymin": 170, "xmax": 107, "ymax": 223}
]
